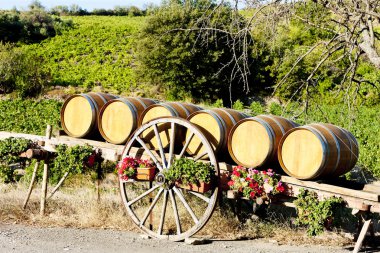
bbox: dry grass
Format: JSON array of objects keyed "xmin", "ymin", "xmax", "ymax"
[{"xmin": 0, "ymin": 174, "xmax": 353, "ymax": 246}]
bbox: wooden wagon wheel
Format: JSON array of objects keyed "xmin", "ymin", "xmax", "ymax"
[{"xmin": 119, "ymin": 117, "xmax": 220, "ymax": 241}]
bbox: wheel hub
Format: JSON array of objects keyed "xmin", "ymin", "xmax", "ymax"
[{"xmin": 155, "ymin": 172, "xmax": 166, "ymax": 185}]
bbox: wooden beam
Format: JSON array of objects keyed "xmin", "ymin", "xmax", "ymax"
[{"xmin": 281, "ymin": 176, "xmax": 380, "ymax": 202}]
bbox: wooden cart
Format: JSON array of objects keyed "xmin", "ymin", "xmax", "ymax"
[{"xmin": 1, "ymin": 117, "xmax": 379, "ymax": 252}]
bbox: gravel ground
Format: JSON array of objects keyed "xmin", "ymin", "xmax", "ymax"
[{"xmin": 0, "ymin": 223, "xmax": 353, "ymax": 253}]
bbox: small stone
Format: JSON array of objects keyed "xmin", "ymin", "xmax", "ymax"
[
  {"xmin": 344, "ymin": 233, "xmax": 354, "ymax": 240},
  {"xmin": 140, "ymin": 234, "xmax": 151, "ymax": 239},
  {"xmin": 268, "ymin": 239, "xmax": 278, "ymax": 245},
  {"xmin": 184, "ymin": 237, "xmax": 209, "ymax": 245}
]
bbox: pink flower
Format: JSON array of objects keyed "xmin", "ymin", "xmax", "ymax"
[
  {"xmin": 227, "ymin": 180, "xmax": 234, "ymax": 186},
  {"xmin": 232, "ymin": 170, "xmax": 240, "ymax": 177}
]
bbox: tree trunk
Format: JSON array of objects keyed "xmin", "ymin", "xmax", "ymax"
[{"xmin": 359, "ymin": 26, "xmax": 380, "ymax": 69}]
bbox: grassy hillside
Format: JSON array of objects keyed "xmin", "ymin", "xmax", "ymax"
[{"xmin": 23, "ymin": 16, "xmax": 144, "ymax": 93}]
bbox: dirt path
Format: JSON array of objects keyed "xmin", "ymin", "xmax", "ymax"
[{"xmin": 0, "ymin": 223, "xmax": 353, "ymax": 253}]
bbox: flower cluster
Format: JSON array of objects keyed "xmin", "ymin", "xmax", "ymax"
[
  {"xmin": 117, "ymin": 157, "xmax": 155, "ymax": 181},
  {"xmin": 228, "ymin": 166, "xmax": 285, "ymax": 200}
]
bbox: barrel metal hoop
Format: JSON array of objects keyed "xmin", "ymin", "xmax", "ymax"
[
  {"xmin": 302, "ymin": 125, "xmax": 329, "ymax": 178},
  {"xmin": 81, "ymin": 94, "xmax": 98, "ymax": 136},
  {"xmin": 202, "ymin": 109, "xmax": 227, "ymax": 149},
  {"xmin": 134, "ymin": 97, "xmax": 149, "ymax": 109},
  {"xmin": 217, "ymin": 109, "xmax": 237, "ymax": 124},
  {"xmin": 252, "ymin": 117, "xmax": 275, "ymax": 163},
  {"xmin": 259, "ymin": 115, "xmax": 286, "ymax": 135},
  {"xmin": 173, "ymin": 102, "xmax": 190, "ymax": 117},
  {"xmin": 91, "ymin": 92, "xmax": 108, "ymax": 104},
  {"xmin": 122, "ymin": 100, "xmax": 138, "ymax": 131},
  {"xmin": 160, "ymin": 104, "xmax": 179, "ymax": 117},
  {"xmin": 315, "ymin": 124, "xmax": 341, "ymax": 175},
  {"xmin": 339, "ymin": 126, "xmax": 359, "ymax": 165}
]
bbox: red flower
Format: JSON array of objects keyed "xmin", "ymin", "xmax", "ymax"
[
  {"xmin": 249, "ymin": 181, "xmax": 258, "ymax": 189},
  {"xmin": 250, "ymin": 191, "xmax": 256, "ymax": 198},
  {"xmin": 87, "ymin": 154, "xmax": 96, "ymax": 167},
  {"xmin": 276, "ymin": 185, "xmax": 285, "ymax": 192},
  {"xmin": 227, "ymin": 180, "xmax": 234, "ymax": 186}
]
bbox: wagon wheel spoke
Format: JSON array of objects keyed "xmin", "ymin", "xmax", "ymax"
[
  {"xmin": 194, "ymin": 151, "xmax": 208, "ymax": 161},
  {"xmin": 169, "ymin": 189, "xmax": 181, "ymax": 235},
  {"xmin": 136, "ymin": 136, "xmax": 163, "ymax": 171},
  {"xmin": 167, "ymin": 122, "xmax": 176, "ymax": 167},
  {"xmin": 179, "ymin": 132, "xmax": 195, "ymax": 158},
  {"xmin": 126, "ymin": 184, "xmax": 160, "ymax": 207},
  {"xmin": 188, "ymin": 191, "xmax": 210, "ymax": 203},
  {"xmin": 157, "ymin": 190, "xmax": 168, "ymax": 235},
  {"xmin": 140, "ymin": 188, "xmax": 164, "ymax": 226},
  {"xmin": 173, "ymin": 187, "xmax": 199, "ymax": 223},
  {"xmin": 153, "ymin": 124, "xmax": 167, "ymax": 169}
]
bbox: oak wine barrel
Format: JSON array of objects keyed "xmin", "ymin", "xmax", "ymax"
[
  {"xmin": 278, "ymin": 123, "xmax": 359, "ymax": 180},
  {"xmin": 186, "ymin": 108, "xmax": 248, "ymax": 158},
  {"xmin": 98, "ymin": 97, "xmax": 157, "ymax": 144},
  {"xmin": 139, "ymin": 102, "xmax": 202, "ymax": 149},
  {"xmin": 228, "ymin": 115, "xmax": 299, "ymax": 168},
  {"xmin": 61, "ymin": 92, "xmax": 118, "ymax": 138}
]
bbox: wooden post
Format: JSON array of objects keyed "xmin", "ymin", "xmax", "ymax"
[
  {"xmin": 40, "ymin": 125, "xmax": 52, "ymax": 215},
  {"xmin": 96, "ymin": 160, "xmax": 101, "ymax": 202},
  {"xmin": 353, "ymin": 219, "xmax": 372, "ymax": 253},
  {"xmin": 47, "ymin": 171, "xmax": 70, "ymax": 200},
  {"xmin": 22, "ymin": 161, "xmax": 40, "ymax": 209},
  {"xmin": 45, "ymin": 125, "xmax": 52, "ymax": 140},
  {"xmin": 40, "ymin": 162, "xmax": 48, "ymax": 215}
]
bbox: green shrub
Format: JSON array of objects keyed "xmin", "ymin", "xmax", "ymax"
[
  {"xmin": 294, "ymin": 189, "xmax": 344, "ymax": 236},
  {"xmin": 49, "ymin": 144, "xmax": 95, "ymax": 184},
  {"xmin": 0, "ymin": 43, "xmax": 50, "ymax": 97},
  {"xmin": 268, "ymin": 102, "xmax": 282, "ymax": 116},
  {"xmin": 213, "ymin": 99, "xmax": 224, "ymax": 108},
  {"xmin": 249, "ymin": 101, "xmax": 264, "ymax": 116},
  {"xmin": 232, "ymin": 100, "xmax": 244, "ymax": 111},
  {"xmin": 0, "ymin": 137, "xmax": 35, "ymax": 183}
]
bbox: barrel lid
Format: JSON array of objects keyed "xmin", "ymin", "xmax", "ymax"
[
  {"xmin": 99, "ymin": 100, "xmax": 136, "ymax": 144},
  {"xmin": 61, "ymin": 95, "xmax": 95, "ymax": 137},
  {"xmin": 228, "ymin": 118, "xmax": 273, "ymax": 168},
  {"xmin": 140, "ymin": 104, "xmax": 176, "ymax": 125},
  {"xmin": 279, "ymin": 128, "xmax": 325, "ymax": 179},
  {"xmin": 186, "ymin": 111, "xmax": 223, "ymax": 155}
]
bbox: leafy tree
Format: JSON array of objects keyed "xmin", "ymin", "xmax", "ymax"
[
  {"xmin": 0, "ymin": 43, "xmax": 50, "ymax": 97},
  {"xmin": 0, "ymin": 7, "xmax": 73, "ymax": 44},
  {"xmin": 0, "ymin": 11, "xmax": 24, "ymax": 43},
  {"xmin": 135, "ymin": 0, "xmax": 254, "ymax": 105},
  {"xmin": 128, "ymin": 6, "xmax": 142, "ymax": 17}
]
